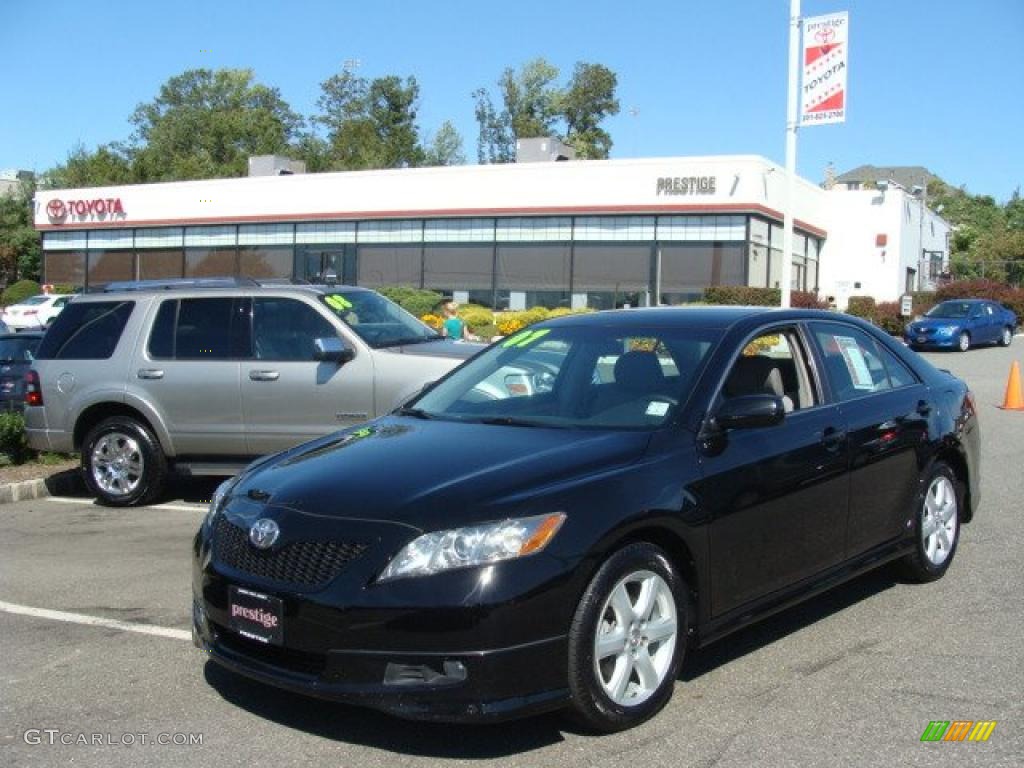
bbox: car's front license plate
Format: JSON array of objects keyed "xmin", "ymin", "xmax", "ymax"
[
  {"xmin": 227, "ymin": 586, "xmax": 283, "ymax": 645},
  {"xmin": 917, "ymin": 336, "xmax": 927, "ymax": 344}
]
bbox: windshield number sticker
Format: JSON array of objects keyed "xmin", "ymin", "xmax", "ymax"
[
  {"xmin": 645, "ymin": 401, "xmax": 670, "ymax": 417},
  {"xmin": 502, "ymin": 329, "xmax": 551, "ymax": 348},
  {"xmin": 833, "ymin": 335, "xmax": 875, "ymax": 390}
]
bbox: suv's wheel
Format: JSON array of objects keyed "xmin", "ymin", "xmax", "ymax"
[
  {"xmin": 82, "ymin": 416, "xmax": 168, "ymax": 507},
  {"xmin": 899, "ymin": 462, "xmax": 961, "ymax": 583},
  {"xmin": 999, "ymin": 326, "xmax": 1013, "ymax": 347},
  {"xmin": 567, "ymin": 543, "xmax": 687, "ymax": 732},
  {"xmin": 957, "ymin": 331, "xmax": 971, "ymax": 352}
]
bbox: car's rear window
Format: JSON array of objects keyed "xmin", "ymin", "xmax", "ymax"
[{"xmin": 35, "ymin": 301, "xmax": 135, "ymax": 360}]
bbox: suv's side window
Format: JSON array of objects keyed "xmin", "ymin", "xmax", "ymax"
[
  {"xmin": 811, "ymin": 323, "xmax": 914, "ymax": 401},
  {"xmin": 148, "ymin": 298, "xmax": 251, "ymax": 360},
  {"xmin": 253, "ymin": 298, "xmax": 339, "ymax": 361},
  {"xmin": 36, "ymin": 301, "xmax": 135, "ymax": 360}
]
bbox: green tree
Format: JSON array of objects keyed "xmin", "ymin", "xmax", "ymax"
[
  {"xmin": 0, "ymin": 180, "xmax": 41, "ymax": 283},
  {"xmin": 424, "ymin": 120, "xmax": 466, "ymax": 166},
  {"xmin": 129, "ymin": 68, "xmax": 302, "ymax": 181},
  {"xmin": 315, "ymin": 70, "xmax": 425, "ymax": 169},
  {"xmin": 43, "ymin": 144, "xmax": 133, "ymax": 189},
  {"xmin": 561, "ymin": 62, "xmax": 620, "ymax": 159}
]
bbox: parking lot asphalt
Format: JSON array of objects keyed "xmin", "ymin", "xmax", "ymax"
[{"xmin": 2, "ymin": 344, "xmax": 1023, "ymax": 768}]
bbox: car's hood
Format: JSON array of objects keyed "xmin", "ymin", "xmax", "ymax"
[
  {"xmin": 908, "ymin": 317, "xmax": 964, "ymax": 331},
  {"xmin": 232, "ymin": 417, "xmax": 650, "ymax": 531},
  {"xmin": 381, "ymin": 339, "xmax": 486, "ymax": 360}
]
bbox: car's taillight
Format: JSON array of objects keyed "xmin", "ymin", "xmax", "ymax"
[{"xmin": 24, "ymin": 370, "xmax": 43, "ymax": 407}]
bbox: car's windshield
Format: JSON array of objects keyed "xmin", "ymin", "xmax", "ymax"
[
  {"xmin": 0, "ymin": 337, "xmax": 40, "ymax": 362},
  {"xmin": 409, "ymin": 324, "xmax": 721, "ymax": 429},
  {"xmin": 18, "ymin": 295, "xmax": 49, "ymax": 306},
  {"xmin": 926, "ymin": 301, "xmax": 974, "ymax": 319},
  {"xmin": 320, "ymin": 290, "xmax": 441, "ymax": 349}
]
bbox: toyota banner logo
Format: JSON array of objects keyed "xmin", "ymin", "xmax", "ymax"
[
  {"xmin": 46, "ymin": 199, "xmax": 68, "ymax": 221},
  {"xmin": 249, "ymin": 519, "xmax": 281, "ymax": 550}
]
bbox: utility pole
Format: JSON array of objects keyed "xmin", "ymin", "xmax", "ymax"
[{"xmin": 781, "ymin": 0, "xmax": 801, "ymax": 308}]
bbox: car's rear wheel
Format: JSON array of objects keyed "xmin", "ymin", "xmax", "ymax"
[
  {"xmin": 566, "ymin": 542, "xmax": 687, "ymax": 732},
  {"xmin": 899, "ymin": 462, "xmax": 961, "ymax": 582},
  {"xmin": 83, "ymin": 416, "xmax": 168, "ymax": 507},
  {"xmin": 957, "ymin": 331, "xmax": 971, "ymax": 352},
  {"xmin": 999, "ymin": 326, "xmax": 1013, "ymax": 347}
]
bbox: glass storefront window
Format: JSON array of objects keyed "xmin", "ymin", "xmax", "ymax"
[
  {"xmin": 238, "ymin": 246, "xmax": 293, "ymax": 279},
  {"xmin": 87, "ymin": 251, "xmax": 135, "ymax": 287},
  {"xmin": 185, "ymin": 248, "xmax": 237, "ymax": 277},
  {"xmin": 660, "ymin": 243, "xmax": 745, "ymax": 304},
  {"xmin": 424, "ymin": 245, "xmax": 494, "ymax": 302},
  {"xmin": 357, "ymin": 245, "xmax": 423, "ymax": 287},
  {"xmin": 138, "ymin": 250, "xmax": 184, "ymax": 280},
  {"xmin": 573, "ymin": 244, "xmax": 652, "ymax": 310},
  {"xmin": 44, "ymin": 251, "xmax": 86, "ymax": 286},
  {"xmin": 496, "ymin": 244, "xmax": 570, "ymax": 309}
]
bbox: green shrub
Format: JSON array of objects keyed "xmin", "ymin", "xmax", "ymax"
[
  {"xmin": 2, "ymin": 279, "xmax": 41, "ymax": 307},
  {"xmin": 702, "ymin": 286, "xmax": 781, "ymax": 306},
  {"xmin": 0, "ymin": 412, "xmax": 30, "ymax": 465},
  {"xmin": 874, "ymin": 301, "xmax": 906, "ymax": 335},
  {"xmin": 50, "ymin": 283, "xmax": 79, "ymax": 295},
  {"xmin": 457, "ymin": 304, "xmax": 494, "ymax": 333},
  {"xmin": 791, "ymin": 290, "xmax": 830, "ymax": 309},
  {"xmin": 845, "ymin": 296, "xmax": 876, "ymax": 319},
  {"xmin": 376, "ymin": 286, "xmax": 446, "ymax": 319}
]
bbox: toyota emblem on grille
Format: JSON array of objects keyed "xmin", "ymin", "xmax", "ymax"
[{"xmin": 249, "ymin": 519, "xmax": 280, "ymax": 550}]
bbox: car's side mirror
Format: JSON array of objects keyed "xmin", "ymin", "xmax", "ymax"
[
  {"xmin": 715, "ymin": 394, "xmax": 785, "ymax": 430},
  {"xmin": 313, "ymin": 337, "xmax": 355, "ymax": 364}
]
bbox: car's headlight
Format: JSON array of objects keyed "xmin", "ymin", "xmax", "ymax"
[
  {"xmin": 377, "ymin": 512, "xmax": 566, "ymax": 582},
  {"xmin": 205, "ymin": 477, "xmax": 239, "ymax": 527}
]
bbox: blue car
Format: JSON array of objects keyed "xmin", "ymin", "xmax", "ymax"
[{"xmin": 905, "ymin": 299, "xmax": 1018, "ymax": 352}]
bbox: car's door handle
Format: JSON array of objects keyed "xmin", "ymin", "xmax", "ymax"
[
  {"xmin": 249, "ymin": 370, "xmax": 280, "ymax": 382},
  {"xmin": 916, "ymin": 400, "xmax": 932, "ymax": 416},
  {"xmin": 820, "ymin": 426, "xmax": 847, "ymax": 451},
  {"xmin": 137, "ymin": 369, "xmax": 164, "ymax": 380}
]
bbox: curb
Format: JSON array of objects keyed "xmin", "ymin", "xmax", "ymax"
[{"xmin": 0, "ymin": 470, "xmax": 85, "ymax": 505}]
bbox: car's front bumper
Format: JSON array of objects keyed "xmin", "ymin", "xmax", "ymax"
[
  {"xmin": 192, "ymin": 510, "xmax": 576, "ymax": 722},
  {"xmin": 905, "ymin": 334, "xmax": 958, "ymax": 348}
]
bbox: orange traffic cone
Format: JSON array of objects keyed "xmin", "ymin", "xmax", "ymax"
[{"xmin": 1000, "ymin": 361, "xmax": 1024, "ymax": 411}]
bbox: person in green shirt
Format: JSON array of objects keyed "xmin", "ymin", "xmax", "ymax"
[{"xmin": 441, "ymin": 300, "xmax": 477, "ymax": 341}]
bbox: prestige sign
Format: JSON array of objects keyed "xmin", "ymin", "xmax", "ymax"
[
  {"xmin": 45, "ymin": 197, "xmax": 126, "ymax": 224},
  {"xmin": 656, "ymin": 176, "xmax": 717, "ymax": 196}
]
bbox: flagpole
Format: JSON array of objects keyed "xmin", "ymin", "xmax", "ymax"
[{"xmin": 782, "ymin": 0, "xmax": 800, "ymax": 309}]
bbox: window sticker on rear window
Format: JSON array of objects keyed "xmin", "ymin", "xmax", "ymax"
[{"xmin": 833, "ymin": 335, "xmax": 875, "ymax": 390}]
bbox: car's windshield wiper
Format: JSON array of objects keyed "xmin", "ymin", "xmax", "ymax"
[
  {"xmin": 376, "ymin": 335, "xmax": 443, "ymax": 348},
  {"xmin": 395, "ymin": 406, "xmax": 436, "ymax": 420},
  {"xmin": 473, "ymin": 416, "xmax": 559, "ymax": 428}
]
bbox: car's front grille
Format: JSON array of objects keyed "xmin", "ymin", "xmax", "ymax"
[
  {"xmin": 212, "ymin": 622, "xmax": 326, "ymax": 677},
  {"xmin": 213, "ymin": 515, "xmax": 368, "ymax": 588}
]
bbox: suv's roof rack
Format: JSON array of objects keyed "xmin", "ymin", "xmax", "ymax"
[{"xmin": 100, "ymin": 277, "xmax": 261, "ymax": 293}]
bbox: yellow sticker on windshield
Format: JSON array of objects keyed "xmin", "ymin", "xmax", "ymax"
[
  {"xmin": 501, "ymin": 331, "xmax": 531, "ymax": 347},
  {"xmin": 512, "ymin": 329, "xmax": 551, "ymax": 347},
  {"xmin": 325, "ymin": 295, "xmax": 353, "ymax": 311}
]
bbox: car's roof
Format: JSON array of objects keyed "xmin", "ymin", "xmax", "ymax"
[
  {"xmin": 0, "ymin": 331, "xmax": 44, "ymax": 339},
  {"xmin": 539, "ymin": 306, "xmax": 847, "ymax": 330},
  {"xmin": 934, "ymin": 298, "xmax": 988, "ymax": 304},
  {"xmin": 72, "ymin": 281, "xmax": 369, "ymax": 301}
]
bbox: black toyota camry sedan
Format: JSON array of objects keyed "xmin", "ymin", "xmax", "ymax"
[{"xmin": 193, "ymin": 307, "xmax": 980, "ymax": 732}]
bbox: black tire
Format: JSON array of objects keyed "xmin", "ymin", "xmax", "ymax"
[
  {"xmin": 899, "ymin": 462, "xmax": 961, "ymax": 583},
  {"xmin": 957, "ymin": 331, "xmax": 970, "ymax": 352},
  {"xmin": 82, "ymin": 416, "xmax": 168, "ymax": 507},
  {"xmin": 566, "ymin": 542, "xmax": 688, "ymax": 733},
  {"xmin": 999, "ymin": 326, "xmax": 1013, "ymax": 347}
]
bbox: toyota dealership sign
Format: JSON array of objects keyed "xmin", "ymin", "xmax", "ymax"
[{"xmin": 45, "ymin": 196, "xmax": 126, "ymax": 224}]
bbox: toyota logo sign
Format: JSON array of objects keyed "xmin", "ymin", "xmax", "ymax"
[{"xmin": 46, "ymin": 199, "xmax": 68, "ymax": 220}]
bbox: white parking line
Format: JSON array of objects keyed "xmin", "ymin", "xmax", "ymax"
[
  {"xmin": 0, "ymin": 599, "xmax": 191, "ymax": 641},
  {"xmin": 44, "ymin": 497, "xmax": 206, "ymax": 513}
]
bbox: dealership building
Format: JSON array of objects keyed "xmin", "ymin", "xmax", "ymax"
[{"xmin": 32, "ymin": 154, "xmax": 945, "ymax": 309}]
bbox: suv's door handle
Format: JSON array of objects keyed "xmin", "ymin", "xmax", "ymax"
[
  {"xmin": 249, "ymin": 370, "xmax": 280, "ymax": 382},
  {"xmin": 821, "ymin": 426, "xmax": 847, "ymax": 451},
  {"xmin": 137, "ymin": 369, "xmax": 164, "ymax": 380},
  {"xmin": 916, "ymin": 400, "xmax": 932, "ymax": 416}
]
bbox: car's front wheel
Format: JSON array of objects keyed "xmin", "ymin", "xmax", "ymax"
[
  {"xmin": 957, "ymin": 331, "xmax": 971, "ymax": 352},
  {"xmin": 999, "ymin": 326, "xmax": 1013, "ymax": 347},
  {"xmin": 82, "ymin": 416, "xmax": 168, "ymax": 506},
  {"xmin": 566, "ymin": 542, "xmax": 688, "ymax": 732},
  {"xmin": 899, "ymin": 462, "xmax": 961, "ymax": 582}
]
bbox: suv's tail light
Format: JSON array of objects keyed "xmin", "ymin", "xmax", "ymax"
[{"xmin": 24, "ymin": 370, "xmax": 43, "ymax": 407}]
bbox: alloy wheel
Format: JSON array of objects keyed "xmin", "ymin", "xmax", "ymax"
[
  {"xmin": 593, "ymin": 569, "xmax": 678, "ymax": 707},
  {"xmin": 958, "ymin": 332, "xmax": 970, "ymax": 352},
  {"xmin": 921, "ymin": 475, "xmax": 957, "ymax": 566},
  {"xmin": 91, "ymin": 432, "xmax": 144, "ymax": 497}
]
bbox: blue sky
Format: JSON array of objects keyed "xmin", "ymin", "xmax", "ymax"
[{"xmin": 2, "ymin": 0, "xmax": 1021, "ymax": 201}]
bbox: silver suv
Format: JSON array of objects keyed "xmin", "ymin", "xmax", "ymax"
[{"xmin": 25, "ymin": 279, "xmax": 481, "ymax": 506}]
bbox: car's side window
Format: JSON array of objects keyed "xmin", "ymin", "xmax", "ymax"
[
  {"xmin": 253, "ymin": 298, "xmax": 338, "ymax": 361},
  {"xmin": 811, "ymin": 323, "xmax": 911, "ymax": 401},
  {"xmin": 149, "ymin": 298, "xmax": 251, "ymax": 360},
  {"xmin": 721, "ymin": 327, "xmax": 817, "ymax": 413},
  {"xmin": 35, "ymin": 301, "xmax": 135, "ymax": 361}
]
